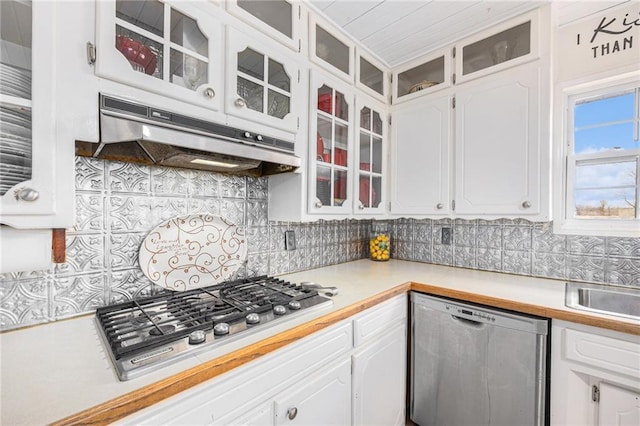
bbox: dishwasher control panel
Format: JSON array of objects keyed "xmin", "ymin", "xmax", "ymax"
[{"xmin": 445, "ymin": 303, "xmax": 496, "ymax": 322}]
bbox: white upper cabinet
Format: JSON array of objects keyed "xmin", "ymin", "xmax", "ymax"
[
  {"xmin": 356, "ymin": 48, "xmax": 388, "ymax": 102},
  {"xmin": 454, "ymin": 61, "xmax": 543, "ymax": 216},
  {"xmin": 390, "ymin": 93, "xmax": 451, "ymax": 216},
  {"xmin": 95, "ymin": 0, "xmax": 223, "ymax": 112},
  {"xmin": 393, "ymin": 48, "xmax": 451, "ymax": 105},
  {"xmin": 354, "ymin": 95, "xmax": 387, "ymax": 215},
  {"xmin": 455, "ymin": 9, "xmax": 539, "ymax": 84},
  {"xmin": 390, "ymin": 8, "xmax": 550, "ymax": 220},
  {"xmin": 225, "ymin": 27, "xmax": 301, "ymax": 135},
  {"xmin": 308, "ymin": 71, "xmax": 355, "ymax": 214},
  {"xmin": 309, "ymin": 14, "xmax": 354, "ymax": 83},
  {"xmin": 226, "ymin": 0, "xmax": 302, "ymax": 52},
  {"xmin": 0, "ymin": 0, "xmax": 73, "ymax": 229}
]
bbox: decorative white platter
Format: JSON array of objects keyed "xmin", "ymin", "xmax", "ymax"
[{"xmin": 139, "ymin": 214, "xmax": 247, "ymax": 291}]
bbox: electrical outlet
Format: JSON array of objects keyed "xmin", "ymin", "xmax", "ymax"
[
  {"xmin": 441, "ymin": 227, "xmax": 452, "ymax": 245},
  {"xmin": 284, "ymin": 230, "xmax": 296, "ymax": 251}
]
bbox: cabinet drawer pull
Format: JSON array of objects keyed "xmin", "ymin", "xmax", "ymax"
[
  {"xmin": 15, "ymin": 187, "xmax": 39, "ymax": 202},
  {"xmin": 204, "ymin": 87, "xmax": 216, "ymax": 98},
  {"xmin": 436, "ymin": 203, "xmax": 443, "ymax": 209},
  {"xmin": 522, "ymin": 200, "xmax": 531, "ymax": 209},
  {"xmin": 287, "ymin": 407, "xmax": 298, "ymax": 420}
]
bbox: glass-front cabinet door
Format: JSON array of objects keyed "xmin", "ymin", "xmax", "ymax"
[
  {"xmin": 356, "ymin": 49, "xmax": 387, "ymax": 102},
  {"xmin": 95, "ymin": 0, "xmax": 222, "ymax": 111},
  {"xmin": 456, "ymin": 10, "xmax": 538, "ymax": 83},
  {"xmin": 393, "ymin": 48, "xmax": 450, "ymax": 104},
  {"xmin": 355, "ymin": 96, "xmax": 386, "ymax": 215},
  {"xmin": 0, "ymin": 0, "xmax": 57, "ymax": 225},
  {"xmin": 310, "ymin": 15, "xmax": 354, "ymax": 83},
  {"xmin": 226, "ymin": 0, "xmax": 301, "ymax": 52},
  {"xmin": 225, "ymin": 27, "xmax": 300, "ymax": 134},
  {"xmin": 309, "ymin": 72, "xmax": 353, "ymax": 214}
]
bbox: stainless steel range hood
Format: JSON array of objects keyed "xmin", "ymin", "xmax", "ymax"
[{"xmin": 75, "ymin": 95, "xmax": 301, "ymax": 176}]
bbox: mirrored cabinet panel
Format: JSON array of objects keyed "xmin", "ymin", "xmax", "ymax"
[
  {"xmin": 394, "ymin": 50, "xmax": 449, "ymax": 103},
  {"xmin": 226, "ymin": 0, "xmax": 300, "ymax": 51}
]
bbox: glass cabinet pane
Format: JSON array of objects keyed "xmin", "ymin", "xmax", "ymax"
[
  {"xmin": 268, "ymin": 59, "xmax": 289, "ymax": 91},
  {"xmin": 0, "ymin": 0, "xmax": 33, "ymax": 196},
  {"xmin": 238, "ymin": 48, "xmax": 264, "ymax": 80},
  {"xmin": 359, "ymin": 57, "xmax": 384, "ymax": 95},
  {"xmin": 357, "ymin": 104, "xmax": 383, "ymax": 210},
  {"xmin": 315, "ymin": 83, "xmax": 350, "ymax": 208},
  {"xmin": 397, "ymin": 56, "xmax": 444, "ymax": 98},
  {"xmin": 236, "ymin": 47, "xmax": 291, "ymax": 119},
  {"xmin": 115, "ymin": 25, "xmax": 162, "ymax": 77},
  {"xmin": 462, "ymin": 21, "xmax": 531, "ymax": 75},
  {"xmin": 170, "ymin": 9, "xmax": 207, "ymax": 56},
  {"xmin": 113, "ymin": 1, "xmax": 211, "ymax": 89},
  {"xmin": 170, "ymin": 51, "xmax": 207, "ymax": 89},
  {"xmin": 238, "ymin": 0, "xmax": 293, "ymax": 38},
  {"xmin": 116, "ymin": 0, "xmax": 164, "ymax": 37},
  {"xmin": 316, "ymin": 25, "xmax": 350, "ymax": 75}
]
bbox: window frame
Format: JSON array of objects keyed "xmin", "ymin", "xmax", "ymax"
[{"xmin": 554, "ymin": 72, "xmax": 640, "ymax": 237}]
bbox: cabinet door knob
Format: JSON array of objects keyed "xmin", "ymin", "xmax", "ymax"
[
  {"xmin": 15, "ymin": 187, "xmax": 39, "ymax": 202},
  {"xmin": 522, "ymin": 200, "xmax": 531, "ymax": 209},
  {"xmin": 358, "ymin": 202, "xmax": 365, "ymax": 210},
  {"xmin": 204, "ymin": 87, "xmax": 216, "ymax": 98},
  {"xmin": 235, "ymin": 97, "xmax": 246, "ymax": 108},
  {"xmin": 436, "ymin": 203, "xmax": 443, "ymax": 209},
  {"xmin": 315, "ymin": 201, "xmax": 323, "ymax": 208},
  {"xmin": 287, "ymin": 407, "xmax": 298, "ymax": 420}
]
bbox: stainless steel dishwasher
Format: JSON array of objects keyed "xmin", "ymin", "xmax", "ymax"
[{"xmin": 410, "ymin": 292, "xmax": 549, "ymax": 426}]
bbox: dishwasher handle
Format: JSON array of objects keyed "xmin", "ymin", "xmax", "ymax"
[{"xmin": 451, "ymin": 314, "xmax": 485, "ymax": 328}]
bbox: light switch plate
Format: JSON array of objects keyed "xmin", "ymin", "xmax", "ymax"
[{"xmin": 284, "ymin": 230, "xmax": 296, "ymax": 250}]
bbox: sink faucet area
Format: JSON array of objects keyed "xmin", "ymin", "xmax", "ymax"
[{"xmin": 565, "ymin": 282, "xmax": 640, "ymax": 320}]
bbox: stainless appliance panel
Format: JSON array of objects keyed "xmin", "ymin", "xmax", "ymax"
[{"xmin": 410, "ymin": 292, "xmax": 548, "ymax": 426}]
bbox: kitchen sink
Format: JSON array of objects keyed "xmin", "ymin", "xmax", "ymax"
[{"xmin": 565, "ymin": 282, "xmax": 640, "ymax": 320}]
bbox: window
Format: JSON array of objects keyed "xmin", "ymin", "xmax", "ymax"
[{"xmin": 558, "ymin": 77, "xmax": 640, "ymax": 236}]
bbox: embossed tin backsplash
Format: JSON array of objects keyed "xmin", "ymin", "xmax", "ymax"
[
  {"xmin": 0, "ymin": 157, "xmax": 370, "ymax": 331},
  {"xmin": 0, "ymin": 157, "xmax": 638, "ymax": 331}
]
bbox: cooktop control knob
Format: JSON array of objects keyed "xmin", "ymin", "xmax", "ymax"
[
  {"xmin": 288, "ymin": 300, "xmax": 301, "ymax": 310},
  {"xmin": 246, "ymin": 313, "xmax": 260, "ymax": 324},
  {"xmin": 213, "ymin": 322, "xmax": 230, "ymax": 336},
  {"xmin": 273, "ymin": 305, "xmax": 287, "ymax": 315},
  {"xmin": 188, "ymin": 330, "xmax": 206, "ymax": 345}
]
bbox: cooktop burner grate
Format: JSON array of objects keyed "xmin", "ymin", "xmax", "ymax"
[{"xmin": 95, "ymin": 276, "xmax": 333, "ymax": 380}]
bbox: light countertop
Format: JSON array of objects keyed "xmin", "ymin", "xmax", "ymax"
[{"xmin": 1, "ymin": 260, "xmax": 638, "ymax": 425}]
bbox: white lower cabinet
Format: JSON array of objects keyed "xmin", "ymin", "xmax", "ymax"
[
  {"xmin": 550, "ymin": 320, "xmax": 640, "ymax": 426},
  {"xmin": 274, "ymin": 359, "xmax": 352, "ymax": 425},
  {"xmin": 598, "ymin": 382, "xmax": 640, "ymax": 426},
  {"xmin": 118, "ymin": 294, "xmax": 408, "ymax": 426},
  {"xmin": 352, "ymin": 323, "xmax": 407, "ymax": 426}
]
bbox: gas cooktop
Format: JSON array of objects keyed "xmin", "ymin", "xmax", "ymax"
[{"xmin": 95, "ymin": 276, "xmax": 333, "ymax": 380}]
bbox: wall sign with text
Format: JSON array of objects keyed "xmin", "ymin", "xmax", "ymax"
[{"xmin": 557, "ymin": 3, "xmax": 640, "ymax": 81}]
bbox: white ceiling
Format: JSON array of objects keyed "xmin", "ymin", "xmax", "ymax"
[{"xmin": 306, "ymin": 0, "xmax": 627, "ymax": 68}]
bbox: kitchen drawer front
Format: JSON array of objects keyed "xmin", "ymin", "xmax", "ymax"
[
  {"xmin": 353, "ymin": 294, "xmax": 407, "ymax": 347},
  {"xmin": 118, "ymin": 321, "xmax": 353, "ymax": 425},
  {"xmin": 563, "ymin": 327, "xmax": 640, "ymax": 381}
]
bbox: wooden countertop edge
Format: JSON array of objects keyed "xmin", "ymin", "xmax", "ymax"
[
  {"xmin": 409, "ymin": 282, "xmax": 640, "ymax": 336},
  {"xmin": 50, "ymin": 283, "xmax": 410, "ymax": 426}
]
